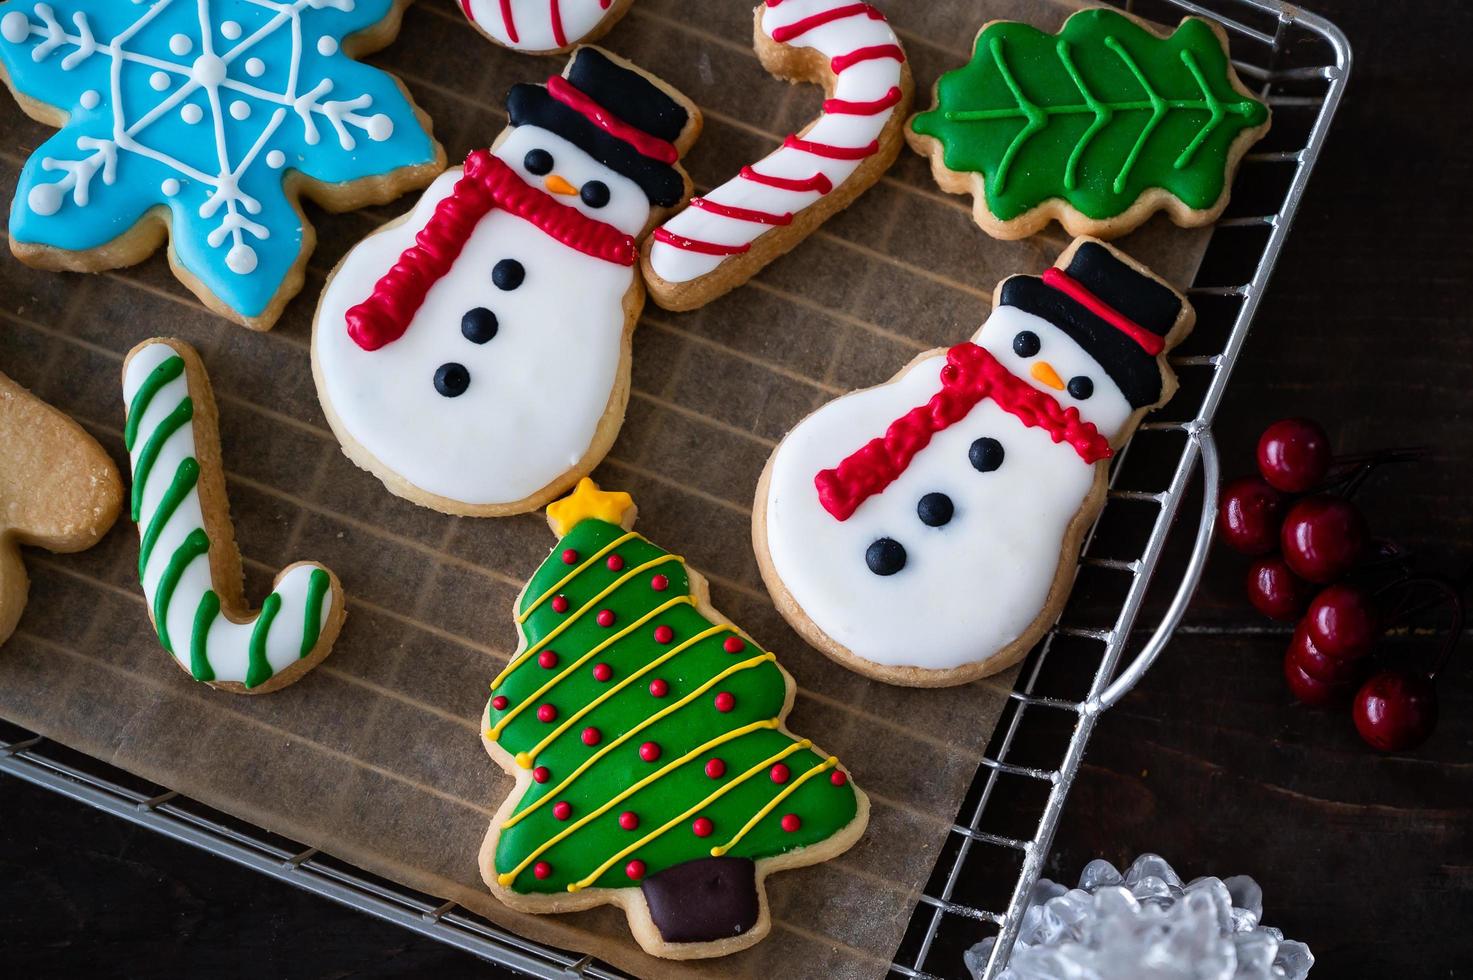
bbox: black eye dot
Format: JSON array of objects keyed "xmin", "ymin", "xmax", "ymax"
[
  {"xmin": 865, "ymin": 538, "xmax": 907, "ymax": 576},
  {"xmin": 434, "ymin": 362, "xmax": 470, "ymax": 398},
  {"xmin": 1012, "ymin": 331, "xmax": 1041, "ymax": 358},
  {"xmin": 523, "ymin": 149, "xmax": 553, "ymax": 175},
  {"xmin": 492, "ymin": 259, "xmax": 524, "ymax": 291},
  {"xmin": 1067, "ymin": 376, "xmax": 1094, "ymax": 400},
  {"xmin": 580, "ymin": 180, "xmax": 610, "ymax": 208},
  {"xmin": 461, "ymin": 307, "xmax": 498, "ymax": 345},
  {"xmin": 969, "ymin": 437, "xmax": 1005, "ymax": 472},
  {"xmin": 917, "ymin": 492, "xmax": 954, "ymax": 527}
]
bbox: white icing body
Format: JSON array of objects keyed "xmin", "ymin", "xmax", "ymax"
[
  {"xmin": 762, "ymin": 306, "xmax": 1133, "ymax": 672},
  {"xmin": 313, "ymin": 128, "xmax": 648, "ymax": 507},
  {"xmin": 462, "ymin": 0, "xmax": 623, "ymax": 53},
  {"xmin": 124, "ymin": 342, "xmax": 337, "ymax": 686},
  {"xmin": 648, "ymin": 0, "xmax": 905, "ymax": 284}
]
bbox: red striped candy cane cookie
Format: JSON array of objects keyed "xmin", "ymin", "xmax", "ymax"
[
  {"xmin": 642, "ymin": 0, "xmax": 912, "ymax": 310},
  {"xmin": 459, "ymin": 0, "xmax": 636, "ymax": 54}
]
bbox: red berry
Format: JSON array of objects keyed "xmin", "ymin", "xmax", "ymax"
[
  {"xmin": 713, "ymin": 692, "xmax": 735, "ymax": 713},
  {"xmin": 639, "ymin": 741, "xmax": 660, "ymax": 762},
  {"xmin": 650, "ymin": 574, "xmax": 668, "ymax": 592},
  {"xmin": 531, "ymin": 766, "xmax": 551, "ymax": 783},
  {"xmin": 551, "ymin": 595, "xmax": 569, "ymax": 614},
  {"xmin": 592, "ymin": 662, "xmax": 612, "ymax": 682},
  {"xmin": 552, "ymin": 801, "xmax": 572, "ymax": 821},
  {"xmin": 780, "ymin": 813, "xmax": 801, "ymax": 833},
  {"xmin": 1289, "ymin": 620, "xmax": 1361, "ymax": 685},
  {"xmin": 648, "ymin": 678, "xmax": 668, "ymax": 697},
  {"xmin": 1257, "ymin": 418, "xmax": 1331, "ymax": 492},
  {"xmin": 533, "ymin": 861, "xmax": 553, "ymax": 879},
  {"xmin": 770, "ymin": 763, "xmax": 790, "ymax": 784},
  {"xmin": 596, "ymin": 609, "xmax": 615, "ymax": 627},
  {"xmin": 606, "ymin": 554, "xmax": 625, "ymax": 571},
  {"xmin": 1283, "ymin": 647, "xmax": 1347, "ymax": 707},
  {"xmin": 581, "ymin": 726, "xmax": 601, "ymax": 746},
  {"xmin": 537, "ymin": 649, "xmax": 559, "ymax": 669},
  {"xmin": 653, "ymin": 624, "xmax": 674, "ymax": 644},
  {"xmin": 1245, "ymin": 556, "xmax": 1314, "ymax": 621},
  {"xmin": 692, "ymin": 817, "xmax": 713, "ymax": 838},
  {"xmin": 491, "ymin": 695, "xmax": 509, "ymax": 711},
  {"xmin": 1219, "ymin": 476, "xmax": 1285, "ymax": 555},
  {"xmin": 1306, "ymin": 583, "xmax": 1379, "ymax": 661},
  {"xmin": 536, "ymin": 703, "xmax": 557, "ymax": 723},
  {"xmin": 704, "ymin": 758, "xmax": 726, "ymax": 779},
  {"xmin": 1280, "ymin": 495, "xmax": 1367, "ymax": 583},
  {"xmin": 1354, "ymin": 669, "xmax": 1438, "ymax": 751},
  {"xmin": 625, "ymin": 859, "xmax": 645, "ymax": 880},
  {"xmin": 723, "ymin": 635, "xmax": 746, "ymax": 654},
  {"xmin": 561, "ymin": 549, "xmax": 578, "ymax": 565},
  {"xmin": 618, "ymin": 811, "xmax": 639, "ymax": 831}
]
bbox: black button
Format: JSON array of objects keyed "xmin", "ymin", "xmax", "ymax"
[
  {"xmin": 865, "ymin": 538, "xmax": 906, "ymax": 576},
  {"xmin": 462, "ymin": 307, "xmax": 498, "ymax": 344},
  {"xmin": 580, "ymin": 180, "xmax": 610, "ymax": 208},
  {"xmin": 969, "ymin": 437, "xmax": 1005, "ymax": 472},
  {"xmin": 524, "ymin": 149, "xmax": 553, "ymax": 176},
  {"xmin": 493, "ymin": 259, "xmax": 525, "ymax": 291},
  {"xmin": 434, "ymin": 362, "xmax": 470, "ymax": 398},
  {"xmin": 1067, "ymin": 376, "xmax": 1094, "ymax": 400},
  {"xmin": 917, "ymin": 492, "xmax": 954, "ymax": 527},
  {"xmin": 1012, "ymin": 330, "xmax": 1040, "ymax": 357}
]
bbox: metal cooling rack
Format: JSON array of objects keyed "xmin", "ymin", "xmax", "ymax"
[{"xmin": 0, "ymin": 0, "xmax": 1348, "ymax": 976}]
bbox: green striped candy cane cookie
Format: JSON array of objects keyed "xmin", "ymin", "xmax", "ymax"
[{"xmin": 122, "ymin": 339, "xmax": 345, "ymax": 692}]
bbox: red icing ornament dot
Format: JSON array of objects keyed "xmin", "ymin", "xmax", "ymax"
[
  {"xmin": 561, "ymin": 549, "xmax": 578, "ymax": 565},
  {"xmin": 550, "ymin": 595, "xmax": 569, "ymax": 614},
  {"xmin": 618, "ymin": 811, "xmax": 639, "ymax": 831},
  {"xmin": 606, "ymin": 554, "xmax": 625, "ymax": 571},
  {"xmin": 491, "ymin": 695, "xmax": 508, "ymax": 711},
  {"xmin": 625, "ymin": 859, "xmax": 646, "ymax": 880},
  {"xmin": 830, "ymin": 769, "xmax": 848, "ymax": 787},
  {"xmin": 653, "ymin": 624, "xmax": 674, "ymax": 644},
  {"xmin": 581, "ymin": 726, "xmax": 601, "ymax": 746},
  {"xmin": 592, "ymin": 662, "xmax": 613, "ymax": 682},
  {"xmin": 705, "ymin": 758, "xmax": 726, "ymax": 779},
  {"xmin": 781, "ymin": 813, "xmax": 802, "ymax": 833},
  {"xmin": 648, "ymin": 678, "xmax": 669, "ymax": 697},
  {"xmin": 650, "ymin": 574, "xmax": 668, "ymax": 592},
  {"xmin": 596, "ymin": 609, "xmax": 615, "ymax": 627},
  {"xmin": 723, "ymin": 636, "xmax": 746, "ymax": 654},
  {"xmin": 770, "ymin": 763, "xmax": 790, "ymax": 784},
  {"xmin": 537, "ymin": 650, "xmax": 559, "ymax": 669},
  {"xmin": 714, "ymin": 692, "xmax": 736, "ymax": 713},
  {"xmin": 639, "ymin": 741, "xmax": 661, "ymax": 762},
  {"xmin": 532, "ymin": 766, "xmax": 551, "ymax": 783},
  {"xmin": 552, "ymin": 801, "xmax": 572, "ymax": 821},
  {"xmin": 533, "ymin": 861, "xmax": 553, "ymax": 879},
  {"xmin": 536, "ymin": 703, "xmax": 557, "ymax": 723},
  {"xmin": 692, "ymin": 817, "xmax": 714, "ymax": 838}
]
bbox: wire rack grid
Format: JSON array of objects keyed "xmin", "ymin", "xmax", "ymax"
[{"xmin": 0, "ymin": 0, "xmax": 1348, "ymax": 977}]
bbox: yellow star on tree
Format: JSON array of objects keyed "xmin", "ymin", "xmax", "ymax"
[{"xmin": 545, "ymin": 478, "xmax": 636, "ymax": 537}]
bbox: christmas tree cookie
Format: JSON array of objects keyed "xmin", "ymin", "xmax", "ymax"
[
  {"xmin": 908, "ymin": 7, "xmax": 1270, "ymax": 240},
  {"xmin": 480, "ymin": 479, "xmax": 867, "ymax": 959}
]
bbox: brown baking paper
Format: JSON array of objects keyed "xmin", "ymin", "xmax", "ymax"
[{"xmin": 0, "ymin": 1, "xmax": 1212, "ymax": 976}]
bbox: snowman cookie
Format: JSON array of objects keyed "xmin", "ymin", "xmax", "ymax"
[
  {"xmin": 312, "ymin": 47, "xmax": 699, "ymax": 517},
  {"xmin": 457, "ymin": 0, "xmax": 636, "ymax": 55},
  {"xmin": 0, "ymin": 0, "xmax": 445, "ymax": 331},
  {"xmin": 755, "ymin": 239, "xmax": 1194, "ymax": 686},
  {"xmin": 643, "ymin": 0, "xmax": 913, "ymax": 311}
]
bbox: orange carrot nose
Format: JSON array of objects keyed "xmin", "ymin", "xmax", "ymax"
[
  {"xmin": 544, "ymin": 174, "xmax": 577, "ymax": 196},
  {"xmin": 1030, "ymin": 361, "xmax": 1065, "ymax": 390}
]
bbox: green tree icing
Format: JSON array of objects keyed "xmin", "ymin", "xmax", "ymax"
[
  {"xmin": 486, "ymin": 517, "xmax": 859, "ymax": 896},
  {"xmin": 911, "ymin": 8, "xmax": 1268, "ymax": 222}
]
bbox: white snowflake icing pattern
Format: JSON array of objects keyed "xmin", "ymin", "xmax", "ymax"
[{"xmin": 1, "ymin": 0, "xmax": 400, "ymax": 281}]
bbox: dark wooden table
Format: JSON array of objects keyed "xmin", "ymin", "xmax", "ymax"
[{"xmin": 3, "ymin": 2, "xmax": 1468, "ymax": 976}]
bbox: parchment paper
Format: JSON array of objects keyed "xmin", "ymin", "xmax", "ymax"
[{"xmin": 0, "ymin": 1, "xmax": 1212, "ymax": 976}]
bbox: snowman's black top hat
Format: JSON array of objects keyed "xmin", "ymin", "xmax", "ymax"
[
  {"xmin": 1000, "ymin": 241, "xmax": 1186, "ymax": 408},
  {"xmin": 507, "ymin": 48, "xmax": 690, "ymax": 208}
]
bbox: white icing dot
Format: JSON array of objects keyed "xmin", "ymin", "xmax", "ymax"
[
  {"xmin": 79, "ymin": 89, "xmax": 100, "ymax": 110},
  {"xmin": 169, "ymin": 33, "xmax": 192, "ymax": 56},
  {"xmin": 149, "ymin": 70, "xmax": 170, "ymax": 91},
  {"xmin": 161, "ymin": 178, "xmax": 181, "ymax": 196},
  {"xmin": 27, "ymin": 183, "xmax": 62, "ymax": 216},
  {"xmin": 229, "ymin": 100, "xmax": 250, "ymax": 121},
  {"xmin": 365, "ymin": 114, "xmax": 393, "ymax": 142},
  {"xmin": 266, "ymin": 150, "xmax": 286, "ymax": 169},
  {"xmin": 226, "ymin": 243, "xmax": 258, "ymax": 275},
  {"xmin": 180, "ymin": 103, "xmax": 203, "ymax": 125},
  {"xmin": 1, "ymin": 11, "xmax": 30, "ymax": 44},
  {"xmin": 191, "ymin": 53, "xmax": 225, "ymax": 87},
  {"xmin": 220, "ymin": 20, "xmax": 241, "ymax": 41},
  {"xmin": 317, "ymin": 36, "xmax": 338, "ymax": 56},
  {"xmin": 245, "ymin": 57, "xmax": 265, "ymax": 77}
]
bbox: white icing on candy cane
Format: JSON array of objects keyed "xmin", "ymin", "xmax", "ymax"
[
  {"xmin": 648, "ymin": 0, "xmax": 907, "ymax": 285},
  {"xmin": 124, "ymin": 341, "xmax": 342, "ymax": 690},
  {"xmin": 459, "ymin": 0, "xmax": 627, "ymax": 53}
]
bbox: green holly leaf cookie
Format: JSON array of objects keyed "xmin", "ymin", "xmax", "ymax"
[{"xmin": 909, "ymin": 7, "xmax": 1270, "ymax": 239}]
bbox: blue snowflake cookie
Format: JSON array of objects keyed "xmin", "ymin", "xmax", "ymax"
[{"xmin": 0, "ymin": 0, "xmax": 444, "ymax": 328}]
